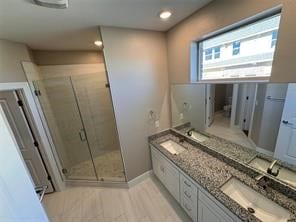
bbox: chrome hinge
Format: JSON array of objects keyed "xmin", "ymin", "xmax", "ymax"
[
  {"xmin": 17, "ymin": 100, "xmax": 24, "ymax": 107},
  {"xmin": 34, "ymin": 90, "xmax": 41, "ymax": 96}
]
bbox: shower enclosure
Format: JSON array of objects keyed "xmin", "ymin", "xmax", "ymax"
[{"xmin": 33, "ymin": 72, "xmax": 125, "ymax": 182}]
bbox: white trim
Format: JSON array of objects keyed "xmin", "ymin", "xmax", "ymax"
[
  {"xmin": 248, "ymin": 83, "xmax": 258, "ymax": 139},
  {"xmin": 256, "ymin": 146, "xmax": 274, "ymax": 157},
  {"xmin": 196, "ymin": 78, "xmax": 269, "ymax": 84},
  {"xmin": 127, "ymin": 170, "xmax": 153, "ymax": 188},
  {"xmin": 0, "ymin": 82, "xmax": 65, "ymax": 191},
  {"xmin": 66, "ymin": 180, "xmax": 128, "ymax": 189},
  {"xmin": 230, "ymin": 84, "xmax": 238, "ymax": 127}
]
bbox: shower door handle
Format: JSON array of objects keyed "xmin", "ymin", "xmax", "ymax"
[{"xmin": 79, "ymin": 129, "xmax": 87, "ymax": 142}]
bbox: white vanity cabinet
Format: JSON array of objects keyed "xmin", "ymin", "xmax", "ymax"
[
  {"xmin": 151, "ymin": 146, "xmax": 180, "ymax": 202},
  {"xmin": 198, "ymin": 191, "xmax": 234, "ymax": 222},
  {"xmin": 150, "ymin": 145, "xmax": 241, "ymax": 222}
]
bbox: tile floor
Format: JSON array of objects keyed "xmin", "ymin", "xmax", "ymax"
[
  {"xmin": 206, "ymin": 112, "xmax": 255, "ymax": 149},
  {"xmin": 68, "ymin": 150, "xmax": 125, "ymax": 181},
  {"xmin": 43, "ymin": 176, "xmax": 191, "ymax": 222}
]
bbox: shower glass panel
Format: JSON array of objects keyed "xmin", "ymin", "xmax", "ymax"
[
  {"xmin": 33, "ymin": 77, "xmax": 97, "ymax": 180},
  {"xmin": 72, "ymin": 73, "xmax": 125, "ymax": 181}
]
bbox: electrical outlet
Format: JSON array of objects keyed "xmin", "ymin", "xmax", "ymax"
[
  {"xmin": 155, "ymin": 120, "xmax": 160, "ymax": 128},
  {"xmin": 179, "ymin": 113, "xmax": 184, "ymax": 120}
]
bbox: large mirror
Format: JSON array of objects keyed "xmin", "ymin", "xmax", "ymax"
[{"xmin": 171, "ymin": 83, "xmax": 296, "ymax": 187}]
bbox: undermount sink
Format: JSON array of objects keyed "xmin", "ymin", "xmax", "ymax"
[
  {"xmin": 249, "ymin": 157, "xmax": 296, "ymax": 187},
  {"xmin": 188, "ymin": 131, "xmax": 209, "ymax": 142},
  {"xmin": 221, "ymin": 178, "xmax": 290, "ymax": 222},
  {"xmin": 160, "ymin": 140, "xmax": 186, "ymax": 155}
]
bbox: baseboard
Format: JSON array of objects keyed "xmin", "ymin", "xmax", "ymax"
[
  {"xmin": 65, "ymin": 180, "xmax": 128, "ymax": 189},
  {"xmin": 256, "ymin": 147, "xmax": 274, "ymax": 157},
  {"xmin": 128, "ymin": 170, "xmax": 153, "ymax": 188}
]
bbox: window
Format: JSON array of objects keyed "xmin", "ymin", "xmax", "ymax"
[
  {"xmin": 271, "ymin": 30, "xmax": 278, "ymax": 48},
  {"xmin": 214, "ymin": 47, "xmax": 220, "ymax": 59},
  {"xmin": 205, "ymin": 48, "xmax": 212, "ymax": 60},
  {"xmin": 232, "ymin": 41, "xmax": 240, "ymax": 55},
  {"xmin": 196, "ymin": 13, "xmax": 281, "ymax": 81}
]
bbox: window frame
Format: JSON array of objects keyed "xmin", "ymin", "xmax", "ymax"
[
  {"xmin": 232, "ymin": 41, "xmax": 240, "ymax": 56},
  {"xmin": 193, "ymin": 6, "xmax": 281, "ymax": 83},
  {"xmin": 214, "ymin": 46, "xmax": 221, "ymax": 59},
  {"xmin": 271, "ymin": 30, "xmax": 278, "ymax": 48},
  {"xmin": 205, "ymin": 48, "xmax": 213, "ymax": 60}
]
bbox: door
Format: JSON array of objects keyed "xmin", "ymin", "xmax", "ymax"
[
  {"xmin": 0, "ymin": 91, "xmax": 54, "ymax": 193},
  {"xmin": 0, "ymin": 105, "xmax": 49, "ymax": 222},
  {"xmin": 206, "ymin": 84, "xmax": 215, "ymax": 127},
  {"xmin": 71, "ymin": 73, "xmax": 125, "ymax": 181},
  {"xmin": 241, "ymin": 83, "xmax": 256, "ymax": 132},
  {"xmin": 274, "ymin": 83, "xmax": 296, "ymax": 165},
  {"xmin": 33, "ymin": 77, "xmax": 97, "ymax": 180}
]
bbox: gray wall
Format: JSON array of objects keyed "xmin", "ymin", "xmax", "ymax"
[
  {"xmin": 32, "ymin": 50, "xmax": 104, "ymax": 65},
  {"xmin": 171, "ymin": 84, "xmax": 206, "ymax": 132},
  {"xmin": 167, "ymin": 0, "xmax": 296, "ymax": 83},
  {"xmin": 101, "ymin": 27, "xmax": 170, "ymax": 181},
  {"xmin": 251, "ymin": 84, "xmax": 287, "ymax": 153},
  {"xmin": 0, "ymin": 39, "xmax": 32, "ymax": 82},
  {"xmin": 214, "ymin": 85, "xmax": 227, "ymax": 112}
]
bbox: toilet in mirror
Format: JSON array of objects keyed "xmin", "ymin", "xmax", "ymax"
[{"xmin": 171, "ymin": 83, "xmax": 296, "ymax": 187}]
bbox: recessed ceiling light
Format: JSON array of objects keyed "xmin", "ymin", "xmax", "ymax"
[
  {"xmin": 94, "ymin": 40, "xmax": 103, "ymax": 47},
  {"xmin": 159, "ymin": 11, "xmax": 172, "ymax": 20}
]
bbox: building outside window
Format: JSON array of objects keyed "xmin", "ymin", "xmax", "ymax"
[
  {"xmin": 271, "ymin": 30, "xmax": 278, "ymax": 48},
  {"xmin": 232, "ymin": 41, "xmax": 240, "ymax": 55},
  {"xmin": 205, "ymin": 48, "xmax": 212, "ymax": 60},
  {"xmin": 214, "ymin": 46, "xmax": 221, "ymax": 59},
  {"xmin": 197, "ymin": 13, "xmax": 281, "ymax": 81}
]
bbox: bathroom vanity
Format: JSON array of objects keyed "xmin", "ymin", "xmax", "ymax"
[{"xmin": 148, "ymin": 129, "xmax": 296, "ymax": 222}]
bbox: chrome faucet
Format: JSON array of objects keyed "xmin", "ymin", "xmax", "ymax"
[
  {"xmin": 267, "ymin": 160, "xmax": 280, "ymax": 177},
  {"xmin": 255, "ymin": 174, "xmax": 268, "ymax": 189},
  {"xmin": 255, "ymin": 174, "xmax": 264, "ymax": 181},
  {"xmin": 186, "ymin": 128, "xmax": 195, "ymax": 136}
]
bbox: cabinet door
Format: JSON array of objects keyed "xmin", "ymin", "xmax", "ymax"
[
  {"xmin": 164, "ymin": 161, "xmax": 180, "ymax": 202},
  {"xmin": 198, "ymin": 201, "xmax": 220, "ymax": 222},
  {"xmin": 151, "ymin": 149, "xmax": 165, "ymax": 184},
  {"xmin": 198, "ymin": 191, "xmax": 234, "ymax": 222}
]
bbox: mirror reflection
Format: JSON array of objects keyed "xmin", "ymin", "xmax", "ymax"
[{"xmin": 171, "ymin": 83, "xmax": 296, "ymax": 187}]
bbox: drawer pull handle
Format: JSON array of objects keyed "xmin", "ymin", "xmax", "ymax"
[
  {"xmin": 184, "ymin": 180, "xmax": 191, "ymax": 187},
  {"xmin": 184, "ymin": 203, "xmax": 192, "ymax": 212},
  {"xmin": 184, "ymin": 191, "xmax": 191, "ymax": 199}
]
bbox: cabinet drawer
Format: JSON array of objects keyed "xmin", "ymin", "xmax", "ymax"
[
  {"xmin": 180, "ymin": 174, "xmax": 198, "ymax": 196},
  {"xmin": 180, "ymin": 174, "xmax": 198, "ymax": 222},
  {"xmin": 181, "ymin": 194, "xmax": 197, "ymax": 221}
]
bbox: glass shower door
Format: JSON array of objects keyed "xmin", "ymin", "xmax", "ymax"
[
  {"xmin": 72, "ymin": 73, "xmax": 125, "ymax": 181},
  {"xmin": 33, "ymin": 77, "xmax": 97, "ymax": 180}
]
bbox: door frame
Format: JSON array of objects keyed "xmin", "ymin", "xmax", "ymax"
[
  {"xmin": 0, "ymin": 82, "xmax": 64, "ymax": 191},
  {"xmin": 274, "ymin": 83, "xmax": 296, "ymax": 164},
  {"xmin": 206, "ymin": 84, "xmax": 215, "ymax": 127}
]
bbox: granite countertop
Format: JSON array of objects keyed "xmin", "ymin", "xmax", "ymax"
[
  {"xmin": 178, "ymin": 126, "xmax": 257, "ymax": 164},
  {"xmin": 149, "ymin": 130, "xmax": 296, "ymax": 222},
  {"xmin": 178, "ymin": 126, "xmax": 296, "ymax": 184}
]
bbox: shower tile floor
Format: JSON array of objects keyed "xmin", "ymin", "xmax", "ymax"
[{"xmin": 68, "ymin": 150, "xmax": 125, "ymax": 181}]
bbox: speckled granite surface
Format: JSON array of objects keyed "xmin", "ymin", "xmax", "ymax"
[
  {"xmin": 177, "ymin": 125, "xmax": 296, "ymax": 188},
  {"xmin": 178, "ymin": 126, "xmax": 257, "ymax": 163},
  {"xmin": 149, "ymin": 130, "xmax": 296, "ymax": 222}
]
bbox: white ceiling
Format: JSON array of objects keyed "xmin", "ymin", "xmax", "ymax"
[{"xmin": 0, "ymin": 0, "xmax": 212, "ymax": 50}]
